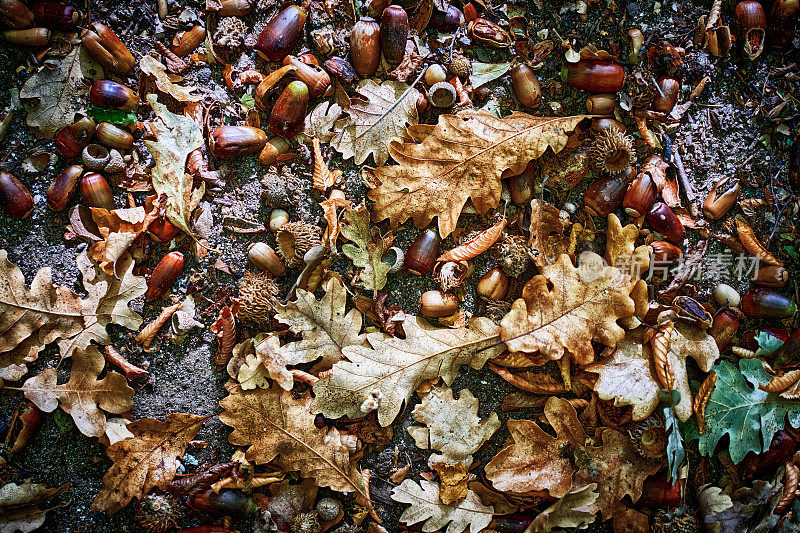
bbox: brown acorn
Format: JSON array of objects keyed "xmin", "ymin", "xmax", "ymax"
[
  {"xmin": 405, "ymin": 229, "xmax": 440, "ymax": 275},
  {"xmin": 171, "ymin": 25, "xmax": 206, "ymax": 57},
  {"xmin": 511, "ymin": 63, "xmax": 541, "ymax": 108},
  {"xmin": 282, "ymin": 55, "xmax": 330, "ymax": 98},
  {"xmin": 47, "ymin": 164, "xmax": 83, "ymax": 211},
  {"xmin": 148, "ymin": 217, "xmax": 180, "ymax": 243},
  {"xmin": 54, "ymin": 116, "xmax": 95, "ymax": 158},
  {"xmin": 80, "ymin": 22, "xmax": 134, "ymax": 75},
  {"xmin": 586, "ymin": 93, "xmax": 616, "ymax": 115},
  {"xmin": 430, "ymin": 6, "xmax": 463, "ymax": 32},
  {"xmin": 351, "ymin": 17, "xmax": 380, "ymax": 76},
  {"xmin": 255, "ymin": 5, "xmax": 306, "ymax": 62},
  {"xmin": 89, "ymin": 80, "xmax": 139, "ymax": 111},
  {"xmin": 248, "ymin": 242, "xmax": 286, "ymax": 277},
  {"xmin": 95, "ymin": 122, "xmax": 134, "ymax": 151},
  {"xmin": 584, "ymin": 174, "xmax": 628, "ymax": 217},
  {"xmin": 651, "ymin": 76, "xmax": 680, "ymax": 114},
  {"xmin": 0, "ymin": 0, "xmax": 34, "ymax": 29},
  {"xmin": 736, "ymin": 1, "xmax": 767, "ymax": 59},
  {"xmin": 768, "ymin": 0, "xmax": 799, "ymax": 47},
  {"xmin": 477, "ymin": 268, "xmax": 508, "ymax": 300},
  {"xmin": 33, "ymin": 2, "xmax": 80, "ymax": 30},
  {"xmin": 217, "ymin": 0, "xmax": 252, "ymax": 16},
  {"xmin": 381, "ymin": 5, "xmax": 409, "ymax": 65},
  {"xmin": 623, "ymin": 173, "xmax": 657, "ymax": 218},
  {"xmin": 419, "ymin": 290, "xmax": 458, "ymax": 317},
  {"xmin": 210, "ymin": 126, "xmax": 267, "ymax": 157},
  {"xmin": 324, "ymin": 56, "xmax": 359, "ymax": 84},
  {"xmin": 79, "ymin": 172, "xmax": 114, "ymax": 210},
  {"xmin": 509, "ymin": 162, "xmax": 534, "ymax": 206},
  {"xmin": 258, "ymin": 136, "xmax": 291, "ymax": 166},
  {"xmin": 565, "ymin": 60, "xmax": 626, "ymax": 92},
  {"xmin": 145, "ymin": 251, "xmax": 185, "ymax": 301},
  {"xmin": 2, "ymin": 27, "xmax": 49, "ymax": 45},
  {"xmin": 649, "ymin": 241, "xmax": 682, "ymax": 265},
  {"xmin": 0, "ymin": 171, "xmax": 33, "ymax": 219},
  {"xmin": 752, "ymin": 265, "xmax": 789, "ymax": 288},
  {"xmin": 646, "ymin": 202, "xmax": 685, "ymax": 244},
  {"xmin": 709, "ymin": 309, "xmax": 741, "ymax": 351},
  {"xmin": 269, "ymin": 81, "xmax": 309, "ymax": 137}
]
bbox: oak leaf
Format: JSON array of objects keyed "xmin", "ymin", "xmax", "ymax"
[
  {"xmin": 19, "ymin": 45, "xmax": 103, "ymax": 138},
  {"xmin": 0, "ymin": 482, "xmax": 69, "ymax": 533},
  {"xmin": 22, "ymin": 346, "xmax": 134, "ymax": 437},
  {"xmin": 305, "ymin": 101, "xmax": 343, "ymax": 142},
  {"xmin": 341, "ymin": 204, "xmax": 394, "ymax": 292},
  {"xmin": 218, "ymin": 385, "xmax": 369, "ymax": 501},
  {"xmin": 140, "ymin": 55, "xmax": 202, "ymax": 103},
  {"xmin": 527, "ymin": 484, "xmax": 599, "ymax": 532},
  {"xmin": 500, "ymin": 253, "xmax": 640, "ymax": 366},
  {"xmin": 368, "ymin": 110, "xmax": 586, "ymax": 238},
  {"xmin": 227, "ymin": 335, "xmax": 292, "ymax": 391},
  {"xmin": 88, "ymin": 206, "xmax": 158, "ymax": 276},
  {"xmin": 312, "ymin": 316, "xmax": 504, "ymax": 426},
  {"xmin": 528, "ymin": 199, "xmax": 573, "ymax": 267},
  {"xmin": 92, "ymin": 413, "xmax": 208, "ymax": 514},
  {"xmin": 391, "ymin": 479, "xmax": 493, "ymax": 533},
  {"xmin": 331, "ymin": 79, "xmax": 420, "ymax": 166}
]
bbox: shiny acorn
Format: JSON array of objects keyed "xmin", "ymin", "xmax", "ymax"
[
  {"xmin": 381, "ymin": 5, "xmax": 409, "ymax": 65},
  {"xmin": 477, "ymin": 268, "xmax": 508, "ymax": 301},
  {"xmin": 258, "ymin": 136, "xmax": 291, "ymax": 166},
  {"xmin": 210, "ymin": 126, "xmax": 267, "ymax": 157},
  {"xmin": 80, "ymin": 23, "xmax": 134, "ymax": 75},
  {"xmin": 255, "ymin": 5, "xmax": 306, "ymax": 61},
  {"xmin": 509, "ymin": 163, "xmax": 534, "ymax": 206},
  {"xmin": 217, "ymin": 0, "xmax": 252, "ymax": 16},
  {"xmin": 623, "ymin": 172, "xmax": 658, "ymax": 218},
  {"xmin": 511, "ymin": 63, "xmax": 541, "ymax": 108},
  {"xmin": 0, "ymin": 171, "xmax": 33, "ymax": 219},
  {"xmin": 736, "ymin": 1, "xmax": 767, "ymax": 59},
  {"xmin": 54, "ymin": 116, "xmax": 95, "ymax": 158},
  {"xmin": 95, "ymin": 122, "xmax": 134, "ymax": 151},
  {"xmin": 2, "ymin": 27, "xmax": 49, "ymax": 45},
  {"xmin": 47, "ymin": 164, "xmax": 82, "ymax": 211},
  {"xmin": 350, "ymin": 17, "xmax": 380, "ymax": 76},
  {"xmin": 419, "ymin": 290, "xmax": 459, "ymax": 318},
  {"xmin": 430, "ymin": 5, "xmax": 463, "ymax": 33},
  {"xmin": 709, "ymin": 309, "xmax": 741, "ymax": 351},
  {"xmin": 646, "ymin": 202, "xmax": 685, "ymax": 244},
  {"xmin": 565, "ymin": 60, "xmax": 626, "ymax": 93},
  {"xmin": 248, "ymin": 242, "xmax": 286, "ymax": 277},
  {"xmin": 586, "ymin": 93, "xmax": 616, "ymax": 115},
  {"xmin": 282, "ymin": 55, "xmax": 330, "ymax": 98},
  {"xmin": 0, "ymin": 0, "xmax": 34, "ymax": 29},
  {"xmin": 768, "ymin": 0, "xmax": 798, "ymax": 47},
  {"xmin": 145, "ymin": 252, "xmax": 185, "ymax": 301},
  {"xmin": 269, "ymin": 81, "xmax": 309, "ymax": 137},
  {"xmin": 753, "ymin": 265, "xmax": 789, "ymax": 288},
  {"xmin": 33, "ymin": 2, "xmax": 80, "ymax": 30},
  {"xmin": 405, "ymin": 229, "xmax": 440, "ymax": 275},
  {"xmin": 89, "ymin": 80, "xmax": 139, "ymax": 111},
  {"xmin": 584, "ymin": 174, "xmax": 628, "ymax": 217},
  {"xmin": 741, "ymin": 288, "xmax": 796, "ymax": 319},
  {"xmin": 79, "ymin": 172, "xmax": 114, "ymax": 210},
  {"xmin": 148, "ymin": 217, "xmax": 180, "ymax": 243},
  {"xmin": 651, "ymin": 76, "xmax": 680, "ymax": 114}
]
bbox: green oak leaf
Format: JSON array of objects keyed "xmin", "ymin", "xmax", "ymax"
[
  {"xmin": 755, "ymin": 331, "xmax": 784, "ymax": 356},
  {"xmin": 664, "ymin": 406, "xmax": 685, "ymax": 482}
]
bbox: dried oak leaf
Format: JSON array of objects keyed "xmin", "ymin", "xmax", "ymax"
[
  {"xmin": 312, "ymin": 316, "xmax": 504, "ymax": 427},
  {"xmin": 144, "ymin": 94, "xmax": 205, "ymax": 236},
  {"xmin": 19, "ymin": 44, "xmax": 103, "ymax": 138},
  {"xmin": 275, "ymin": 277, "xmax": 365, "ymax": 373},
  {"xmin": 140, "ymin": 55, "xmax": 202, "ymax": 103},
  {"xmin": 0, "ymin": 250, "xmax": 146, "ymax": 378},
  {"xmin": 391, "ymin": 479, "xmax": 493, "ymax": 533},
  {"xmin": 585, "ymin": 328, "xmax": 661, "ymax": 421},
  {"xmin": 331, "ymin": 79, "xmax": 420, "ymax": 166},
  {"xmin": 89, "ymin": 206, "xmax": 158, "ymax": 276},
  {"xmin": 500, "ymin": 253, "xmax": 642, "ymax": 366},
  {"xmin": 22, "ymin": 346, "xmax": 134, "ymax": 437},
  {"xmin": 92, "ymin": 413, "xmax": 208, "ymax": 514},
  {"xmin": 698, "ymin": 478, "xmax": 782, "ymax": 533},
  {"xmin": 305, "ymin": 101, "xmax": 344, "ymax": 142},
  {"xmin": 0, "ymin": 482, "xmax": 69, "ymax": 533},
  {"xmin": 227, "ymin": 335, "xmax": 292, "ymax": 391},
  {"xmin": 218, "ymin": 384, "xmax": 370, "ymax": 503},
  {"xmin": 604, "ymin": 214, "xmax": 650, "ymax": 283},
  {"xmin": 368, "ymin": 110, "xmax": 586, "ymax": 238},
  {"xmin": 528, "ymin": 484, "xmax": 599, "ymax": 533},
  {"xmin": 341, "ymin": 204, "xmax": 394, "ymax": 292},
  {"xmin": 312, "ymin": 138, "xmax": 342, "ymax": 191},
  {"xmin": 528, "ymin": 199, "xmax": 573, "ymax": 267}
]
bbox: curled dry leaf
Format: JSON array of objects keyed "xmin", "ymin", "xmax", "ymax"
[
  {"xmin": 312, "ymin": 138, "xmax": 342, "ymax": 191},
  {"xmin": 736, "ymin": 216, "xmax": 783, "ymax": 266},
  {"xmin": 0, "ymin": 482, "xmax": 69, "ymax": 533},
  {"xmin": 500, "ymin": 253, "xmax": 643, "ymax": 366},
  {"xmin": 140, "ymin": 55, "xmax": 202, "ymax": 103},
  {"xmin": 211, "ymin": 300, "xmax": 238, "ymax": 369},
  {"xmin": 437, "ymin": 219, "xmax": 506, "ymax": 262},
  {"xmin": 312, "ymin": 316, "xmax": 504, "ymax": 426},
  {"xmin": 698, "ymin": 477, "xmax": 783, "ymax": 533},
  {"xmin": 341, "ymin": 204, "xmax": 394, "ymax": 292},
  {"xmin": 528, "ymin": 484, "xmax": 599, "ymax": 533},
  {"xmin": 305, "ymin": 101, "xmax": 344, "ymax": 142},
  {"xmin": 390, "ymin": 479, "xmax": 493, "ymax": 533},
  {"xmin": 528, "ymin": 199, "xmax": 573, "ymax": 267},
  {"xmin": 89, "ymin": 205, "xmax": 158, "ymax": 276},
  {"xmin": 135, "ymin": 301, "xmax": 182, "ymax": 348},
  {"xmin": 22, "ymin": 346, "xmax": 134, "ymax": 438},
  {"xmin": 92, "ymin": 413, "xmax": 208, "ymax": 514},
  {"xmin": 369, "ymin": 111, "xmax": 586, "ymax": 238}
]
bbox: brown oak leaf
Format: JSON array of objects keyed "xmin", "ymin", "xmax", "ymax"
[
  {"xmin": 92, "ymin": 413, "xmax": 208, "ymax": 514},
  {"xmin": 368, "ymin": 110, "xmax": 586, "ymax": 238},
  {"xmin": 88, "ymin": 206, "xmax": 158, "ymax": 276},
  {"xmin": 0, "ymin": 482, "xmax": 69, "ymax": 532}
]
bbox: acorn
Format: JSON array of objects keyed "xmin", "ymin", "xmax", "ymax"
[
  {"xmin": 752, "ymin": 265, "xmax": 789, "ymax": 288},
  {"xmin": 623, "ymin": 173, "xmax": 657, "ymax": 218},
  {"xmin": 406, "ymin": 229, "xmax": 440, "ymax": 275},
  {"xmin": 649, "ymin": 241, "xmax": 682, "ymax": 265},
  {"xmin": 735, "ymin": 1, "xmax": 767, "ymax": 59},
  {"xmin": 258, "ymin": 136, "xmax": 291, "ymax": 166},
  {"xmin": 0, "ymin": 0, "xmax": 34, "ymax": 29},
  {"xmin": 269, "ymin": 209, "xmax": 289, "ymax": 232},
  {"xmin": 637, "ymin": 476, "xmax": 681, "ymax": 508},
  {"xmin": 381, "ymin": 5, "xmax": 409, "ymax": 65},
  {"xmin": 282, "ymin": 55, "xmax": 330, "ymax": 98},
  {"xmin": 565, "ymin": 60, "xmax": 626, "ymax": 93},
  {"xmin": 651, "ymin": 76, "xmax": 680, "ymax": 114},
  {"xmin": 477, "ymin": 268, "xmax": 508, "ymax": 301},
  {"xmin": 32, "ymin": 2, "xmax": 80, "ymax": 30},
  {"xmin": 95, "ymin": 122, "xmax": 134, "ymax": 151},
  {"xmin": 79, "ymin": 172, "xmax": 114, "ymax": 210},
  {"xmin": 768, "ymin": 0, "xmax": 799, "ymax": 47},
  {"xmin": 188, "ymin": 489, "xmax": 257, "ymax": 518},
  {"xmin": 672, "ymin": 295, "xmax": 713, "ymax": 329},
  {"xmin": 709, "ymin": 309, "xmax": 741, "ymax": 351},
  {"xmin": 89, "ymin": 80, "xmax": 139, "ymax": 111},
  {"xmin": 148, "ymin": 217, "xmax": 180, "ymax": 243},
  {"xmin": 145, "ymin": 252, "xmax": 185, "ymax": 301},
  {"xmin": 586, "ymin": 93, "xmax": 616, "ymax": 115},
  {"xmin": 646, "ymin": 202, "xmax": 685, "ymax": 244},
  {"xmin": 47, "ymin": 165, "xmax": 82, "ymax": 211},
  {"xmin": 217, "ymin": 0, "xmax": 251, "ymax": 16},
  {"xmin": 416, "ymin": 92, "xmax": 429, "ymax": 114},
  {"xmin": 509, "ymin": 163, "xmax": 534, "ymax": 206},
  {"xmin": 80, "ymin": 22, "xmax": 134, "ymax": 75},
  {"xmin": 0, "ymin": 171, "xmax": 33, "ymax": 219},
  {"xmin": 428, "ymin": 81, "xmax": 457, "ymax": 108},
  {"xmin": 269, "ymin": 81, "xmax": 309, "ymax": 137},
  {"xmin": 703, "ymin": 179, "xmax": 739, "ymax": 220},
  {"xmin": 740, "ymin": 288, "xmax": 796, "ymax": 319},
  {"xmin": 324, "ymin": 56, "xmax": 359, "ymax": 84},
  {"xmin": 2, "ymin": 27, "xmax": 49, "ymax": 45},
  {"xmin": 430, "ymin": 6, "xmax": 463, "ymax": 33},
  {"xmin": 351, "ymin": 17, "xmax": 380, "ymax": 76},
  {"xmin": 424, "ymin": 64, "xmax": 447, "ymax": 86},
  {"xmin": 255, "ymin": 5, "xmax": 306, "ymax": 62},
  {"xmin": 713, "ymin": 283, "xmax": 741, "ymax": 308},
  {"xmin": 248, "ymin": 242, "xmax": 286, "ymax": 277},
  {"xmin": 210, "ymin": 126, "xmax": 267, "ymax": 157},
  {"xmin": 171, "ymin": 25, "xmax": 206, "ymax": 57},
  {"xmin": 54, "ymin": 116, "xmax": 95, "ymax": 158},
  {"xmin": 511, "ymin": 63, "xmax": 541, "ymax": 108},
  {"xmin": 419, "ymin": 290, "xmax": 458, "ymax": 318},
  {"xmin": 591, "ymin": 117, "xmax": 626, "ymax": 135},
  {"xmin": 584, "ymin": 174, "xmax": 628, "ymax": 217}
]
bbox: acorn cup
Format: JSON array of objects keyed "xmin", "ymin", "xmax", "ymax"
[
  {"xmin": 210, "ymin": 126, "xmax": 267, "ymax": 157},
  {"xmin": 255, "ymin": 5, "xmax": 307, "ymax": 62},
  {"xmin": 89, "ymin": 80, "xmax": 139, "ymax": 111},
  {"xmin": 381, "ymin": 5, "xmax": 409, "ymax": 65},
  {"xmin": 0, "ymin": 171, "xmax": 33, "ymax": 219},
  {"xmin": 350, "ymin": 17, "xmax": 381, "ymax": 76},
  {"xmin": 145, "ymin": 252, "xmax": 185, "ymax": 301},
  {"xmin": 565, "ymin": 60, "xmax": 626, "ymax": 93},
  {"xmin": 269, "ymin": 81, "xmax": 309, "ymax": 138}
]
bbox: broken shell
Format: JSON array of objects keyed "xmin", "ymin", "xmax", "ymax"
[
  {"xmin": 81, "ymin": 143, "xmax": 110, "ymax": 171},
  {"xmin": 736, "ymin": 0, "xmax": 767, "ymax": 59},
  {"xmin": 248, "ymin": 242, "xmax": 286, "ymax": 277},
  {"xmin": 428, "ymin": 81, "xmax": 457, "ymax": 108},
  {"xmin": 104, "ymin": 149, "xmax": 125, "ymax": 174},
  {"xmin": 382, "ymin": 246, "xmax": 404, "ymax": 274},
  {"xmin": 467, "ymin": 17, "xmax": 512, "ymax": 48},
  {"xmin": 432, "ymin": 260, "xmax": 471, "ymax": 292},
  {"xmin": 671, "ymin": 296, "xmax": 713, "ymax": 329},
  {"xmin": 419, "ymin": 290, "xmax": 459, "ymax": 318},
  {"xmin": 703, "ymin": 178, "xmax": 739, "ymax": 220}
]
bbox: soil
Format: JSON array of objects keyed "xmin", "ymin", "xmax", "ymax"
[{"xmin": 0, "ymin": 0, "xmax": 798, "ymax": 531}]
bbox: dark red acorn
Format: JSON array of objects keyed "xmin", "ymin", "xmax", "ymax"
[
  {"xmin": 54, "ymin": 116, "xmax": 95, "ymax": 159},
  {"xmin": 145, "ymin": 252, "xmax": 184, "ymax": 301},
  {"xmin": 32, "ymin": 2, "xmax": 80, "ymax": 30},
  {"xmin": 623, "ymin": 173, "xmax": 657, "ymax": 218},
  {"xmin": 0, "ymin": 171, "xmax": 33, "ymax": 219},
  {"xmin": 148, "ymin": 217, "xmax": 180, "ymax": 243},
  {"xmin": 350, "ymin": 17, "xmax": 381, "ymax": 76},
  {"xmin": 254, "ymin": 5, "xmax": 306, "ymax": 62},
  {"xmin": 89, "ymin": 80, "xmax": 139, "ymax": 111},
  {"xmin": 0, "ymin": 0, "xmax": 34, "ymax": 29},
  {"xmin": 210, "ymin": 126, "xmax": 267, "ymax": 157},
  {"xmin": 79, "ymin": 172, "xmax": 114, "ymax": 210},
  {"xmin": 269, "ymin": 81, "xmax": 309, "ymax": 138},
  {"xmin": 709, "ymin": 309, "xmax": 740, "ymax": 351},
  {"xmin": 735, "ymin": 0, "xmax": 767, "ymax": 59},
  {"xmin": 583, "ymin": 174, "xmax": 628, "ymax": 217},
  {"xmin": 47, "ymin": 164, "xmax": 82, "ymax": 211},
  {"xmin": 646, "ymin": 202, "xmax": 685, "ymax": 244},
  {"xmin": 651, "ymin": 76, "xmax": 680, "ymax": 114},
  {"xmin": 405, "ymin": 229, "xmax": 440, "ymax": 275},
  {"xmin": 430, "ymin": 6, "xmax": 463, "ymax": 33},
  {"xmin": 381, "ymin": 5, "xmax": 409, "ymax": 65},
  {"xmin": 741, "ymin": 288, "xmax": 796, "ymax": 319},
  {"xmin": 768, "ymin": 0, "xmax": 799, "ymax": 47},
  {"xmin": 565, "ymin": 60, "xmax": 626, "ymax": 93},
  {"xmin": 637, "ymin": 475, "xmax": 682, "ymax": 507}
]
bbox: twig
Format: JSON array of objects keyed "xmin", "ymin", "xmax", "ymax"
[{"xmin": 672, "ymin": 145, "xmax": 698, "ymax": 216}]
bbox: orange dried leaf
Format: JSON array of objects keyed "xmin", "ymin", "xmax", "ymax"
[
  {"xmin": 736, "ymin": 216, "xmax": 783, "ymax": 266},
  {"xmin": 211, "ymin": 301, "xmax": 239, "ymax": 368},
  {"xmin": 759, "ymin": 370, "xmax": 800, "ymax": 393},
  {"xmin": 312, "ymin": 138, "xmax": 343, "ymax": 191},
  {"xmin": 694, "ymin": 371, "xmax": 717, "ymax": 434},
  {"xmin": 437, "ymin": 219, "xmax": 506, "ymax": 262}
]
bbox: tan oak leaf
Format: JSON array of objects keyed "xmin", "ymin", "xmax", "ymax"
[
  {"xmin": 139, "ymin": 55, "xmax": 202, "ymax": 102},
  {"xmin": 527, "ymin": 484, "xmax": 599, "ymax": 532},
  {"xmin": 0, "ymin": 482, "xmax": 69, "ymax": 533},
  {"xmin": 88, "ymin": 206, "xmax": 158, "ymax": 276},
  {"xmin": 391, "ymin": 479, "xmax": 493, "ymax": 533}
]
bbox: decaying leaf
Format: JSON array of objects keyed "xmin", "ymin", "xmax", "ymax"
[
  {"xmin": 368, "ymin": 110, "xmax": 586, "ymax": 238},
  {"xmin": 89, "ymin": 205, "xmax": 158, "ymax": 276},
  {"xmin": 144, "ymin": 94, "xmax": 205, "ymax": 236},
  {"xmin": 391, "ymin": 479, "xmax": 493, "ymax": 533},
  {"xmin": 341, "ymin": 204, "xmax": 394, "ymax": 292},
  {"xmin": 699, "ymin": 477, "xmax": 783, "ymax": 533},
  {"xmin": 92, "ymin": 413, "xmax": 208, "ymax": 514},
  {"xmin": 312, "ymin": 316, "xmax": 504, "ymax": 426},
  {"xmin": 0, "ymin": 482, "xmax": 68, "ymax": 533},
  {"xmin": 0, "ymin": 250, "xmax": 146, "ymax": 378},
  {"xmin": 469, "ymin": 61, "xmax": 511, "ymax": 89},
  {"xmin": 22, "ymin": 346, "xmax": 134, "ymax": 437},
  {"xmin": 227, "ymin": 334, "xmax": 292, "ymax": 391},
  {"xmin": 305, "ymin": 101, "xmax": 344, "ymax": 142},
  {"xmin": 219, "ymin": 384, "xmax": 370, "ymax": 501},
  {"xmin": 19, "ymin": 45, "xmax": 103, "ymax": 138},
  {"xmin": 500, "ymin": 253, "xmax": 642, "ymax": 366},
  {"xmin": 604, "ymin": 214, "xmax": 650, "ymax": 282},
  {"xmin": 331, "ymin": 79, "xmax": 420, "ymax": 166},
  {"xmin": 275, "ymin": 277, "xmax": 366, "ymax": 372},
  {"xmin": 140, "ymin": 55, "xmax": 202, "ymax": 102},
  {"xmin": 529, "ymin": 199, "xmax": 573, "ymax": 267},
  {"xmin": 528, "ymin": 484, "xmax": 599, "ymax": 532},
  {"xmin": 312, "ymin": 138, "xmax": 342, "ymax": 191}
]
